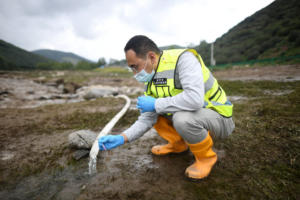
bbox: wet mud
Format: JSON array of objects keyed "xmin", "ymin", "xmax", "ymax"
[{"xmin": 0, "ymin": 127, "xmax": 226, "ymax": 200}]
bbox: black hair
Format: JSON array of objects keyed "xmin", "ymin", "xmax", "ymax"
[{"xmin": 124, "ymin": 35, "xmax": 160, "ymax": 58}]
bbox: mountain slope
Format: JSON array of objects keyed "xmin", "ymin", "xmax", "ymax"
[
  {"xmin": 32, "ymin": 49, "xmax": 93, "ymax": 65},
  {"xmin": 0, "ymin": 40, "xmax": 54, "ymax": 69},
  {"xmin": 159, "ymin": 45, "xmax": 185, "ymax": 51},
  {"xmin": 194, "ymin": 0, "xmax": 300, "ymax": 65}
]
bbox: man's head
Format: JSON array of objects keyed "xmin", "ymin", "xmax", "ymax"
[
  {"xmin": 124, "ymin": 35, "xmax": 160, "ymax": 58},
  {"xmin": 124, "ymin": 35, "xmax": 161, "ymax": 75}
]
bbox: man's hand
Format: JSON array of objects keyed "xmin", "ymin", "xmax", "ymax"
[
  {"xmin": 98, "ymin": 135, "xmax": 125, "ymax": 150},
  {"xmin": 137, "ymin": 96, "xmax": 156, "ymax": 113}
]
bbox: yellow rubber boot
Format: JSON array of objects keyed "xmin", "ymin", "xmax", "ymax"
[
  {"xmin": 185, "ymin": 132, "xmax": 217, "ymax": 180},
  {"xmin": 151, "ymin": 116, "xmax": 188, "ymax": 155}
]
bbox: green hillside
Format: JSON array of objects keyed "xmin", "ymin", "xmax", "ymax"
[
  {"xmin": 0, "ymin": 40, "xmax": 54, "ymax": 70},
  {"xmin": 159, "ymin": 45, "xmax": 185, "ymax": 51},
  {"xmin": 194, "ymin": 0, "xmax": 300, "ymax": 65},
  {"xmin": 32, "ymin": 49, "xmax": 93, "ymax": 65}
]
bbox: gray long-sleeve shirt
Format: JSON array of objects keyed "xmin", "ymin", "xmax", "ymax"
[{"xmin": 123, "ymin": 51, "xmax": 205, "ymax": 142}]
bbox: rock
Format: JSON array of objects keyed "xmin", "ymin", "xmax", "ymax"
[
  {"xmin": 82, "ymin": 85, "xmax": 119, "ymax": 99},
  {"xmin": 68, "ymin": 130, "xmax": 97, "ymax": 150},
  {"xmin": 73, "ymin": 150, "xmax": 89, "ymax": 160},
  {"xmin": 40, "ymin": 95, "xmax": 51, "ymax": 100},
  {"xmin": 68, "ymin": 94, "xmax": 79, "ymax": 99},
  {"xmin": 27, "ymin": 91, "xmax": 35, "ymax": 94},
  {"xmin": 132, "ymin": 88, "xmax": 143, "ymax": 94},
  {"xmin": 64, "ymin": 82, "xmax": 80, "ymax": 94},
  {"xmin": 55, "ymin": 79, "xmax": 64, "ymax": 86},
  {"xmin": 103, "ymin": 94, "xmax": 114, "ymax": 98},
  {"xmin": 58, "ymin": 84, "xmax": 64, "ymax": 91},
  {"xmin": 0, "ymin": 88, "xmax": 9, "ymax": 95},
  {"xmin": 51, "ymin": 94, "xmax": 78, "ymax": 99},
  {"xmin": 45, "ymin": 82, "xmax": 57, "ymax": 87},
  {"xmin": 33, "ymin": 79, "xmax": 45, "ymax": 84}
]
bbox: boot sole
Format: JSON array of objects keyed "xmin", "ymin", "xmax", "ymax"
[
  {"xmin": 185, "ymin": 164, "xmax": 215, "ymax": 182},
  {"xmin": 151, "ymin": 148, "xmax": 189, "ymax": 156},
  {"xmin": 185, "ymin": 173, "xmax": 208, "ymax": 182}
]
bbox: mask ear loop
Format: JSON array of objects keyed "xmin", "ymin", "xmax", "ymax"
[{"xmin": 142, "ymin": 54, "xmax": 149, "ymax": 71}]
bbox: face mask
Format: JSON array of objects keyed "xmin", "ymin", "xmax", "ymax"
[{"xmin": 134, "ymin": 54, "xmax": 155, "ymax": 83}]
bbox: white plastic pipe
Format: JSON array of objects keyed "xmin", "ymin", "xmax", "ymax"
[{"xmin": 89, "ymin": 95, "xmax": 131, "ymax": 159}]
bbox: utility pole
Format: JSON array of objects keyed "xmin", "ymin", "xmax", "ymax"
[{"xmin": 211, "ymin": 43, "xmax": 216, "ymax": 66}]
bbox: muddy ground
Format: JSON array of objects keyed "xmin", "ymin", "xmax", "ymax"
[{"xmin": 0, "ymin": 65, "xmax": 300, "ymax": 199}]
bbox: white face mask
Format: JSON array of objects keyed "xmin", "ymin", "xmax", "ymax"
[{"xmin": 133, "ymin": 54, "xmax": 155, "ymax": 83}]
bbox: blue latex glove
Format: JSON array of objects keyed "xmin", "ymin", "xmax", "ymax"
[
  {"xmin": 136, "ymin": 96, "xmax": 156, "ymax": 113},
  {"xmin": 98, "ymin": 135, "xmax": 125, "ymax": 150}
]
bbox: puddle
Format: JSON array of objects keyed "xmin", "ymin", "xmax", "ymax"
[
  {"xmin": 262, "ymin": 90, "xmax": 293, "ymax": 95},
  {"xmin": 227, "ymin": 96, "xmax": 249, "ymax": 102}
]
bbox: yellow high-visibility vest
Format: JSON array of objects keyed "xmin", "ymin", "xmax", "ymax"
[{"xmin": 144, "ymin": 49, "xmax": 233, "ymax": 118}]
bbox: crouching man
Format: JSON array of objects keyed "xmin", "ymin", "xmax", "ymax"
[{"xmin": 98, "ymin": 35, "xmax": 235, "ymax": 180}]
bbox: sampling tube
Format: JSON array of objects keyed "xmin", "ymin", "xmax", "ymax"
[{"xmin": 89, "ymin": 95, "xmax": 131, "ymax": 159}]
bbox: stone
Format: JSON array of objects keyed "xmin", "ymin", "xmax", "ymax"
[
  {"xmin": 132, "ymin": 88, "xmax": 143, "ymax": 94},
  {"xmin": 45, "ymin": 82, "xmax": 57, "ymax": 87},
  {"xmin": 58, "ymin": 84, "xmax": 64, "ymax": 91},
  {"xmin": 0, "ymin": 88, "xmax": 9, "ymax": 95},
  {"xmin": 82, "ymin": 85, "xmax": 119, "ymax": 99},
  {"xmin": 73, "ymin": 150, "xmax": 89, "ymax": 160},
  {"xmin": 64, "ymin": 82, "xmax": 80, "ymax": 94},
  {"xmin": 40, "ymin": 95, "xmax": 51, "ymax": 100},
  {"xmin": 55, "ymin": 79, "xmax": 64, "ymax": 86},
  {"xmin": 51, "ymin": 94, "xmax": 78, "ymax": 99},
  {"xmin": 103, "ymin": 94, "xmax": 114, "ymax": 98},
  {"xmin": 68, "ymin": 130, "xmax": 97, "ymax": 150}
]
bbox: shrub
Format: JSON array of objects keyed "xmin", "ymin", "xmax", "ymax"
[
  {"xmin": 247, "ymin": 51, "xmax": 259, "ymax": 60},
  {"xmin": 288, "ymin": 30, "xmax": 300, "ymax": 42},
  {"xmin": 215, "ymin": 55, "xmax": 227, "ymax": 65},
  {"xmin": 295, "ymin": 36, "xmax": 300, "ymax": 47},
  {"xmin": 278, "ymin": 28, "xmax": 292, "ymax": 37}
]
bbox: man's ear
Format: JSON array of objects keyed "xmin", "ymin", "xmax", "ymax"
[{"xmin": 149, "ymin": 52, "xmax": 156, "ymax": 64}]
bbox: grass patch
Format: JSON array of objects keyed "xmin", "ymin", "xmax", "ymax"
[
  {"xmin": 219, "ymin": 80, "xmax": 300, "ymax": 97},
  {"xmin": 185, "ymin": 83, "xmax": 300, "ymax": 199}
]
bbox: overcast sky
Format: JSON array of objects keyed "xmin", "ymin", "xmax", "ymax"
[{"xmin": 0, "ymin": 0, "xmax": 274, "ymax": 62}]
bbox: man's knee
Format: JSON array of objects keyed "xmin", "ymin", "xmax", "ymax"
[
  {"xmin": 173, "ymin": 111, "xmax": 208, "ymax": 144},
  {"xmin": 173, "ymin": 111, "xmax": 190, "ymax": 134}
]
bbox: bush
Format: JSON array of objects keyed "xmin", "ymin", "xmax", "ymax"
[
  {"xmin": 288, "ymin": 30, "xmax": 300, "ymax": 42},
  {"xmin": 295, "ymin": 36, "xmax": 300, "ymax": 47},
  {"xmin": 247, "ymin": 51, "xmax": 260, "ymax": 60},
  {"xmin": 229, "ymin": 54, "xmax": 241, "ymax": 63},
  {"xmin": 215, "ymin": 55, "xmax": 227, "ymax": 65},
  {"xmin": 278, "ymin": 28, "xmax": 292, "ymax": 37}
]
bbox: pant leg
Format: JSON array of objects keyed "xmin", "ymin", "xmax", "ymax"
[{"xmin": 167, "ymin": 108, "xmax": 235, "ymax": 144}]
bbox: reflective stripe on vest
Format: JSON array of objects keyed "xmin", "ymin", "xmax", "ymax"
[{"xmin": 144, "ymin": 49, "xmax": 233, "ymax": 118}]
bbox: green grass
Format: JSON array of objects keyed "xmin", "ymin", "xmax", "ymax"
[
  {"xmin": 219, "ymin": 80, "xmax": 300, "ymax": 97},
  {"xmin": 185, "ymin": 83, "xmax": 300, "ymax": 199}
]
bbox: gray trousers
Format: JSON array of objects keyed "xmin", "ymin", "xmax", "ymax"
[{"xmin": 162, "ymin": 108, "xmax": 235, "ymax": 144}]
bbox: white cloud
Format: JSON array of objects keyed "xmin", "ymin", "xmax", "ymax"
[{"xmin": 0, "ymin": 0, "xmax": 274, "ymax": 62}]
